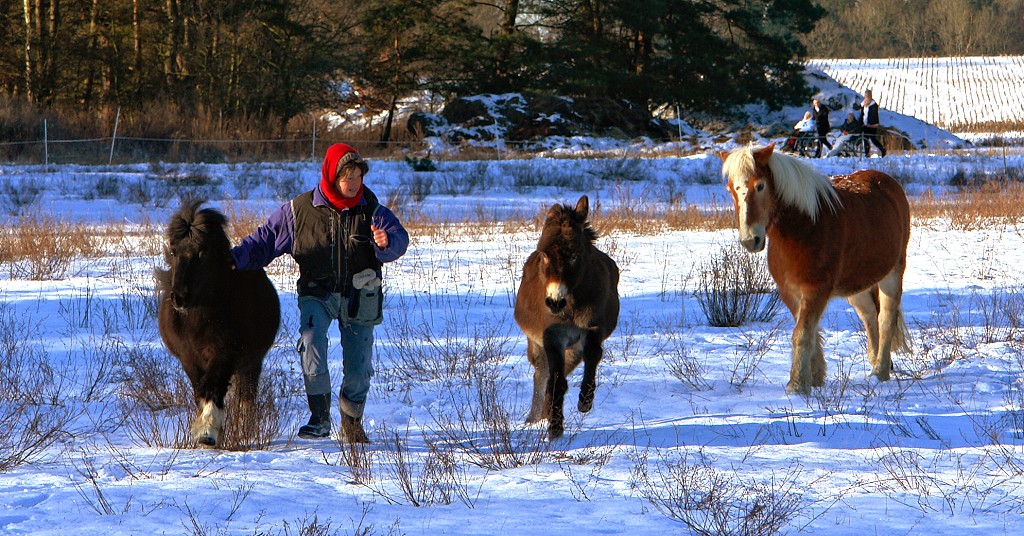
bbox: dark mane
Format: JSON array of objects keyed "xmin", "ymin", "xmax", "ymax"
[
  {"xmin": 165, "ymin": 200, "xmax": 231, "ymax": 253},
  {"xmin": 540, "ymin": 202, "xmax": 598, "ymax": 245},
  {"xmin": 155, "ymin": 199, "xmax": 231, "ymax": 294}
]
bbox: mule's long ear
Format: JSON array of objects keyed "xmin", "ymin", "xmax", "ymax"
[
  {"xmin": 718, "ymin": 151, "xmax": 730, "ymax": 162},
  {"xmin": 538, "ymin": 251, "xmax": 550, "ymax": 274},
  {"xmin": 575, "ymin": 195, "xmax": 589, "ymax": 220}
]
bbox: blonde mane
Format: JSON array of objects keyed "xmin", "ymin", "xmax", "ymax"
[{"xmin": 723, "ymin": 145, "xmax": 841, "ymax": 221}]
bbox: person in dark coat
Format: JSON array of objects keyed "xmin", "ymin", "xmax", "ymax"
[
  {"xmin": 860, "ymin": 90, "xmax": 887, "ymax": 157},
  {"xmin": 811, "ymin": 98, "xmax": 833, "ymax": 158},
  {"xmin": 231, "ymin": 143, "xmax": 410, "ymax": 443},
  {"xmin": 826, "ymin": 113, "xmax": 863, "ymax": 157}
]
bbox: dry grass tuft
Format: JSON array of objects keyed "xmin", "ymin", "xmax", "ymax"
[
  {"xmin": 912, "ymin": 182, "xmax": 1024, "ymax": 229},
  {"xmin": 0, "ymin": 215, "xmax": 105, "ymax": 280}
]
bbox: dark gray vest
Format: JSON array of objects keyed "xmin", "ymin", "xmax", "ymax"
[{"xmin": 291, "ymin": 187, "xmax": 381, "ymax": 298}]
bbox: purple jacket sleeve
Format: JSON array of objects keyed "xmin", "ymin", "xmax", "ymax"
[
  {"xmin": 373, "ymin": 205, "xmax": 409, "ymax": 263},
  {"xmin": 231, "ymin": 202, "xmax": 295, "ymax": 270}
]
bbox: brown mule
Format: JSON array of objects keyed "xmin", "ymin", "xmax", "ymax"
[{"xmin": 514, "ymin": 195, "xmax": 620, "ymax": 439}]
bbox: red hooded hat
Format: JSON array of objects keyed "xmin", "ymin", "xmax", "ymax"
[{"xmin": 319, "ymin": 143, "xmax": 368, "ymax": 211}]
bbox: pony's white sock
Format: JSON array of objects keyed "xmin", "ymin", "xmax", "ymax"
[{"xmin": 191, "ymin": 400, "xmax": 224, "ymax": 446}]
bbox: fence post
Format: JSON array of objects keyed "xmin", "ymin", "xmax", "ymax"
[
  {"xmin": 44, "ymin": 119, "xmax": 49, "ymax": 171},
  {"xmin": 109, "ymin": 107, "xmax": 121, "ymax": 165}
]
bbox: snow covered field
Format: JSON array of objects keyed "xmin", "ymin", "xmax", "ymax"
[
  {"xmin": 808, "ymin": 56, "xmax": 1024, "ymax": 134},
  {"xmin": 1, "ymin": 145, "xmax": 1023, "ymax": 535}
]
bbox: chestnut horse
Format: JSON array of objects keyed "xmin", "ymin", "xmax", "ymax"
[
  {"xmin": 720, "ymin": 143, "xmax": 911, "ymax": 394},
  {"xmin": 156, "ymin": 200, "xmax": 280, "ymax": 447},
  {"xmin": 514, "ymin": 195, "xmax": 620, "ymax": 439}
]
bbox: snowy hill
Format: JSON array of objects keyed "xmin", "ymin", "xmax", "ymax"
[{"xmin": 808, "ymin": 56, "xmax": 1024, "ymax": 135}]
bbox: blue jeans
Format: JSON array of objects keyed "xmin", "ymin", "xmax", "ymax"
[{"xmin": 297, "ymin": 294, "xmax": 375, "ymax": 418}]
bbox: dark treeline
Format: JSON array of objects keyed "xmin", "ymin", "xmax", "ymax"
[
  {"xmin": 804, "ymin": 0, "xmax": 1024, "ymax": 58},
  {"xmin": 0, "ymin": 0, "xmax": 823, "ymax": 143},
  {"xmin": 4, "ymin": 1, "xmax": 1017, "ymax": 148}
]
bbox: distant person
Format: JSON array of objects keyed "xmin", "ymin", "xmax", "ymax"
[
  {"xmin": 231, "ymin": 143, "xmax": 410, "ymax": 443},
  {"xmin": 826, "ymin": 113, "xmax": 863, "ymax": 157},
  {"xmin": 860, "ymin": 90, "xmax": 886, "ymax": 157},
  {"xmin": 811, "ymin": 98, "xmax": 833, "ymax": 157},
  {"xmin": 783, "ymin": 111, "xmax": 816, "ymax": 152}
]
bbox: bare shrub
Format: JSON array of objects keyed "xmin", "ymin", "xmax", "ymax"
[
  {"xmin": 119, "ymin": 177, "xmax": 165, "ymax": 206},
  {"xmin": 507, "ymin": 161, "xmax": 591, "ymax": 192},
  {"xmin": 589, "ymin": 183, "xmax": 732, "ymax": 235},
  {"xmin": 439, "ymin": 161, "xmax": 493, "ymax": 195},
  {"xmin": 587, "ymin": 157, "xmax": 652, "ymax": 182},
  {"xmin": 551, "ymin": 435, "xmax": 620, "ymax": 501},
  {"xmin": 396, "ymin": 171, "xmax": 433, "ymax": 202},
  {"xmin": 1003, "ymin": 352, "xmax": 1024, "ymax": 441},
  {"xmin": 0, "ymin": 302, "xmax": 74, "ymax": 471},
  {"xmin": 218, "ymin": 364, "xmax": 293, "ymax": 451},
  {"xmin": 873, "ymin": 446, "xmax": 1024, "ymax": 515},
  {"xmin": 728, "ymin": 323, "xmax": 782, "ymax": 389},
  {"xmin": 335, "ymin": 436, "xmax": 377, "ymax": 486},
  {"xmin": 114, "ymin": 345, "xmax": 194, "ymax": 448},
  {"xmin": 428, "ymin": 376, "xmax": 548, "ymax": 470},
  {"xmin": 359, "ymin": 421, "xmax": 478, "ymax": 508},
  {"xmin": 694, "ymin": 245, "xmax": 780, "ymax": 327},
  {"xmin": 228, "ymin": 163, "xmax": 267, "ymax": 200},
  {"xmin": 0, "ymin": 177, "xmax": 43, "ymax": 214},
  {"xmin": 223, "ymin": 201, "xmax": 272, "ymax": 244},
  {"xmin": 82, "ymin": 174, "xmax": 124, "ymax": 201},
  {"xmin": 653, "ymin": 320, "xmax": 712, "ymax": 391},
  {"xmin": 913, "ymin": 287, "xmax": 1024, "ymax": 374},
  {"xmin": 148, "ymin": 166, "xmax": 222, "ymax": 201},
  {"xmin": 632, "ymin": 449, "xmax": 811, "ymax": 536},
  {"xmin": 68, "ymin": 452, "xmax": 130, "ymax": 516},
  {"xmin": 810, "ymin": 355, "xmax": 855, "ymax": 418},
  {"xmin": 265, "ymin": 168, "xmax": 306, "ymax": 202},
  {"xmin": 661, "ymin": 202, "xmax": 733, "ymax": 231},
  {"xmin": 381, "ymin": 304, "xmax": 512, "ymax": 385}
]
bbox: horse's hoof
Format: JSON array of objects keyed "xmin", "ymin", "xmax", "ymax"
[
  {"xmin": 870, "ymin": 368, "xmax": 891, "ymax": 382},
  {"xmin": 547, "ymin": 425, "xmax": 564, "ymax": 440},
  {"xmin": 785, "ymin": 382, "xmax": 811, "ymax": 396},
  {"xmin": 578, "ymin": 398, "xmax": 593, "ymax": 413}
]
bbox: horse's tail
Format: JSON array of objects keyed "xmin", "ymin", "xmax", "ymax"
[{"xmin": 892, "ymin": 306, "xmax": 913, "ymax": 355}]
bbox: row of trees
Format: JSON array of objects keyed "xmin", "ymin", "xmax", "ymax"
[
  {"xmin": 804, "ymin": 0, "xmax": 1024, "ymax": 58},
  {"xmin": 7, "ymin": 1, "xmax": 1017, "ymax": 141},
  {"xmin": 1, "ymin": 0, "xmax": 824, "ymax": 139}
]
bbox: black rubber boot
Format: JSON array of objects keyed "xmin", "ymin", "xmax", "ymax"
[
  {"xmin": 297, "ymin": 393, "xmax": 331, "ymax": 439},
  {"xmin": 341, "ymin": 413, "xmax": 370, "ymax": 444}
]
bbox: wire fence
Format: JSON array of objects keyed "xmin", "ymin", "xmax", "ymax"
[
  {"xmin": 0, "ymin": 131, "xmax": 585, "ymax": 166},
  {"xmin": 2, "ymin": 120, "xmax": 1018, "ymax": 168},
  {"xmin": 0, "ymin": 134, "xmax": 407, "ymax": 166}
]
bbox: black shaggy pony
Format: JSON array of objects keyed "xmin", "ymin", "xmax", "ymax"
[{"xmin": 156, "ymin": 200, "xmax": 280, "ymax": 447}]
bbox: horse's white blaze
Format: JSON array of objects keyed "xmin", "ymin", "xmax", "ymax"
[
  {"xmin": 546, "ymin": 281, "xmax": 568, "ymax": 304},
  {"xmin": 191, "ymin": 399, "xmax": 223, "ymax": 445},
  {"xmin": 733, "ymin": 182, "xmax": 767, "ymax": 252}
]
